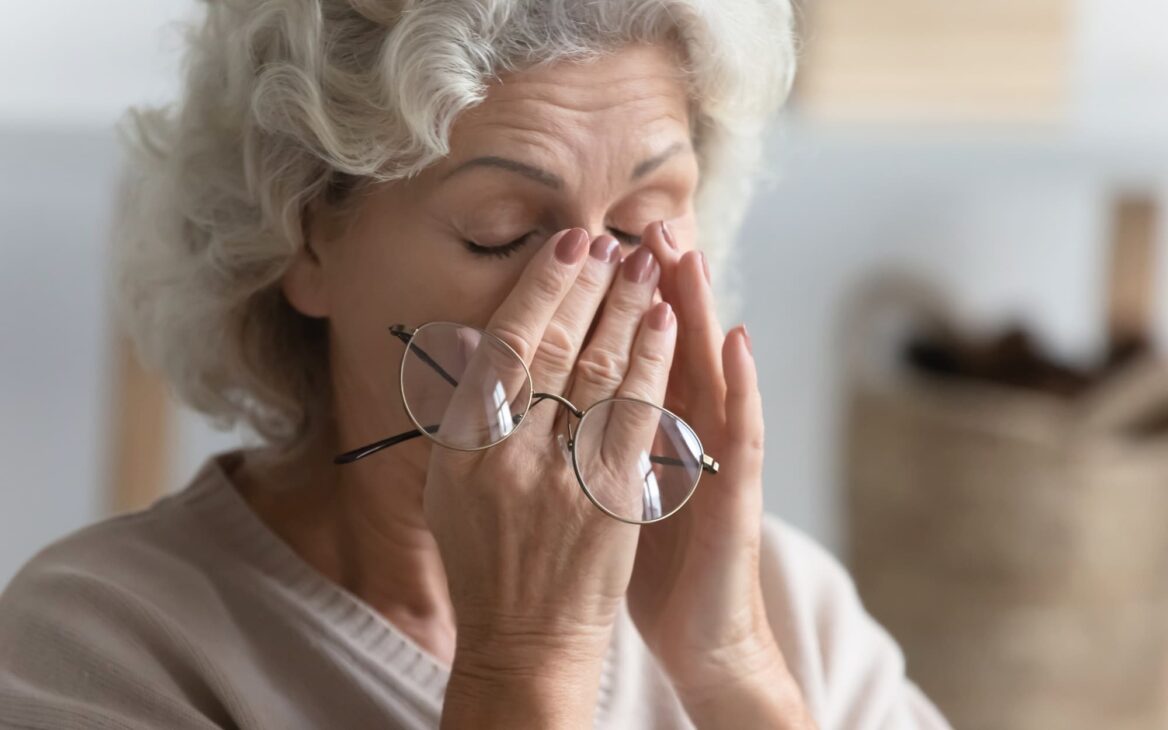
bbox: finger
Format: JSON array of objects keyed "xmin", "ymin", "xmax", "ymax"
[
  {"xmin": 566, "ymin": 246, "xmax": 661, "ymax": 409},
  {"xmin": 639, "ymin": 220, "xmax": 684, "ymax": 297},
  {"xmin": 485, "ymin": 228, "xmax": 591, "ymax": 366},
  {"xmin": 717, "ymin": 325, "xmax": 764, "ymax": 509},
  {"xmin": 672, "ymin": 249, "xmax": 726, "ymax": 428},
  {"xmin": 431, "ymin": 323, "xmax": 532, "ymax": 447},
  {"xmin": 639, "ymin": 221, "xmax": 688, "ymax": 416},
  {"xmin": 527, "ymin": 234, "xmax": 622, "ymax": 398},
  {"xmin": 616, "ymin": 302, "xmax": 677, "ymax": 406},
  {"xmin": 588, "ymin": 302, "xmax": 678, "ymax": 520}
]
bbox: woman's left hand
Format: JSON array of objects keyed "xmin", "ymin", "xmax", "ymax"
[{"xmin": 626, "ymin": 221, "xmax": 815, "ymax": 729}]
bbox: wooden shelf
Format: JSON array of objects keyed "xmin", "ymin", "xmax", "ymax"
[{"xmin": 795, "ymin": 0, "xmax": 1072, "ymax": 124}]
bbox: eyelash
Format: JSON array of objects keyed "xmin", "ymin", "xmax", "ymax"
[{"xmin": 464, "ymin": 228, "xmax": 643, "ymax": 258}]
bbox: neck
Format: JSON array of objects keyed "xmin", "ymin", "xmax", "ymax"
[{"xmin": 234, "ymin": 433, "xmax": 456, "ymax": 665}]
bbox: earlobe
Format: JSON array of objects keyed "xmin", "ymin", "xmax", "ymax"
[
  {"xmin": 283, "ymin": 242, "xmax": 330, "ymax": 318},
  {"xmin": 283, "ymin": 206, "xmax": 331, "ymax": 318}
]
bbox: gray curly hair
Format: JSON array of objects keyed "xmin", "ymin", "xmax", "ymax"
[{"xmin": 114, "ymin": 0, "xmax": 796, "ymax": 447}]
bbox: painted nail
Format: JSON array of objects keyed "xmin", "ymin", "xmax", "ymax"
[
  {"xmin": 555, "ymin": 228, "xmax": 590, "ymax": 264},
  {"xmin": 659, "ymin": 221, "xmax": 678, "ymax": 250},
  {"xmin": 742, "ymin": 324, "xmax": 753, "ymax": 354},
  {"xmin": 699, "ymin": 251, "xmax": 711, "ymax": 284},
  {"xmin": 648, "ymin": 301, "xmax": 674, "ymax": 331},
  {"xmin": 589, "ymin": 234, "xmax": 620, "ymax": 263},
  {"xmin": 622, "ymin": 246, "xmax": 658, "ymax": 283}
]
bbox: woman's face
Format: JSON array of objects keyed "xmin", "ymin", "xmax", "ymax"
[{"xmin": 288, "ymin": 43, "xmax": 700, "ymax": 444}]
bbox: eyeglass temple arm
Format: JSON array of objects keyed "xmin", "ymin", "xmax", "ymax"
[
  {"xmin": 333, "ymin": 424, "xmax": 441, "ymax": 464},
  {"xmin": 334, "ymin": 326, "xmax": 456, "ymax": 464},
  {"xmin": 390, "ymin": 325, "xmax": 459, "ymax": 388},
  {"xmin": 649, "ymin": 454, "xmax": 720, "ymax": 474}
]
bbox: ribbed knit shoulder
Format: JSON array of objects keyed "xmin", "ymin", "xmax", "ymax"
[{"xmin": 0, "ymin": 453, "xmax": 453, "ymax": 729}]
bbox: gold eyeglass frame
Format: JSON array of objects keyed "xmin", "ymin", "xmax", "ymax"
[{"xmin": 334, "ymin": 322, "xmax": 720, "ymax": 524}]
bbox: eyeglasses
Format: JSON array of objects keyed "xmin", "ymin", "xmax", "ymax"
[{"xmin": 334, "ymin": 322, "xmax": 719, "ymax": 524}]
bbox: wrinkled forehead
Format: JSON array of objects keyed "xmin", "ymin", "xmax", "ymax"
[{"xmin": 434, "ymin": 44, "xmax": 696, "ymax": 192}]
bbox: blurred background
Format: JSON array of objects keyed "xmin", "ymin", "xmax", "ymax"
[{"xmin": 2, "ymin": 1, "xmax": 1168, "ymax": 726}]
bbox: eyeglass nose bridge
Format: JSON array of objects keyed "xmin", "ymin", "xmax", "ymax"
[
  {"xmin": 526, "ymin": 392, "xmax": 585, "ymax": 468},
  {"xmin": 529, "ymin": 392, "xmax": 585, "ymax": 419}
]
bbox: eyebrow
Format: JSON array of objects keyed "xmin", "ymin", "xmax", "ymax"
[
  {"xmin": 439, "ymin": 141, "xmax": 688, "ymax": 189},
  {"xmin": 630, "ymin": 141, "xmax": 686, "ymax": 180}
]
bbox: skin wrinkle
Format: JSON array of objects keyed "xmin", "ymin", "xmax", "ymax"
[
  {"xmin": 239, "ymin": 43, "xmax": 700, "ymax": 669},
  {"xmin": 438, "ymin": 130, "xmax": 695, "ymax": 212},
  {"xmin": 441, "ymin": 139, "xmax": 689, "ymax": 192}
]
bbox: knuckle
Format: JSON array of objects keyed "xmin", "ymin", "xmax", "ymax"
[
  {"xmin": 491, "ymin": 323, "xmax": 536, "ymax": 362},
  {"xmin": 530, "ymin": 267, "xmax": 568, "ymax": 304},
  {"xmin": 729, "ymin": 419, "xmax": 766, "ymax": 455},
  {"xmin": 575, "ymin": 349, "xmax": 627, "ymax": 391},
  {"xmin": 532, "ymin": 320, "xmax": 576, "ymax": 369},
  {"xmin": 633, "ymin": 345, "xmax": 671, "ymax": 371},
  {"xmin": 743, "ymin": 422, "xmax": 766, "ymax": 453},
  {"xmin": 574, "ymin": 266, "xmax": 609, "ymax": 296},
  {"xmin": 605, "ymin": 288, "xmax": 650, "ymax": 319}
]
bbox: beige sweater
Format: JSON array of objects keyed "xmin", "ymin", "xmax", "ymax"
[{"xmin": 0, "ymin": 452, "xmax": 949, "ymax": 729}]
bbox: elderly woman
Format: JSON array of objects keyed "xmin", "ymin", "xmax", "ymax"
[{"xmin": 0, "ymin": 1, "xmax": 948, "ymax": 728}]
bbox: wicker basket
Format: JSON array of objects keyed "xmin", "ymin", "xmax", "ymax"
[{"xmin": 844, "ymin": 201, "xmax": 1168, "ymax": 729}]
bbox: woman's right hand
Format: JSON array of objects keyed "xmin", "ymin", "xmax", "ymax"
[{"xmin": 425, "ymin": 228, "xmax": 675, "ymax": 728}]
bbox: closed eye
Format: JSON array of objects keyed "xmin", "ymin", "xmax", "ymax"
[
  {"xmin": 464, "ymin": 226, "xmax": 643, "ymax": 259},
  {"xmin": 463, "ymin": 233, "xmax": 535, "ymax": 258},
  {"xmin": 608, "ymin": 228, "xmax": 642, "ymax": 246}
]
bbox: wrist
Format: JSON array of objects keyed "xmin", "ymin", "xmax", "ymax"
[
  {"xmin": 444, "ymin": 635, "xmax": 609, "ymax": 729},
  {"xmin": 454, "ymin": 615, "xmax": 615, "ymax": 672},
  {"xmin": 680, "ymin": 670, "xmax": 814, "ymax": 730},
  {"xmin": 676, "ymin": 658, "xmax": 813, "ymax": 730},
  {"xmin": 669, "ymin": 634, "xmax": 814, "ymax": 730}
]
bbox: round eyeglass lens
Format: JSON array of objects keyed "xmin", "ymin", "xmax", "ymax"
[
  {"xmin": 572, "ymin": 398, "xmax": 704, "ymax": 523},
  {"xmin": 399, "ymin": 323, "xmax": 532, "ymax": 450}
]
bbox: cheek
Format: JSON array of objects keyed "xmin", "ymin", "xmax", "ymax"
[
  {"xmin": 453, "ymin": 262, "xmax": 528, "ymax": 329},
  {"xmin": 330, "ymin": 224, "xmax": 528, "ymax": 341}
]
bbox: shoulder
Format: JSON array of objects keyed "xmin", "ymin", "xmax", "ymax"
[
  {"xmin": 2, "ymin": 471, "xmax": 224, "ymax": 622},
  {"xmin": 757, "ymin": 514, "xmax": 952, "ymax": 729},
  {"xmin": 0, "ymin": 463, "xmax": 236, "ymax": 729}
]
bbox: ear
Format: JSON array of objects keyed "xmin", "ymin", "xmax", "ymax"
[{"xmin": 282, "ymin": 201, "xmax": 332, "ymax": 318}]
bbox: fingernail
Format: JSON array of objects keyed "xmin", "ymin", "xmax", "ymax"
[
  {"xmin": 699, "ymin": 251, "xmax": 711, "ymax": 285},
  {"xmin": 742, "ymin": 324, "xmax": 753, "ymax": 354},
  {"xmin": 648, "ymin": 301, "xmax": 674, "ymax": 331},
  {"xmin": 659, "ymin": 221, "xmax": 678, "ymax": 250},
  {"xmin": 589, "ymin": 234, "xmax": 620, "ymax": 263},
  {"xmin": 555, "ymin": 228, "xmax": 589, "ymax": 264},
  {"xmin": 622, "ymin": 246, "xmax": 658, "ymax": 283}
]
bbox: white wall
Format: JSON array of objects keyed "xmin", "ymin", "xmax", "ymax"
[
  {"xmin": 0, "ymin": 1, "xmax": 194, "ymax": 128},
  {"xmin": 2, "ymin": 1, "xmax": 1167, "ymax": 586}
]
